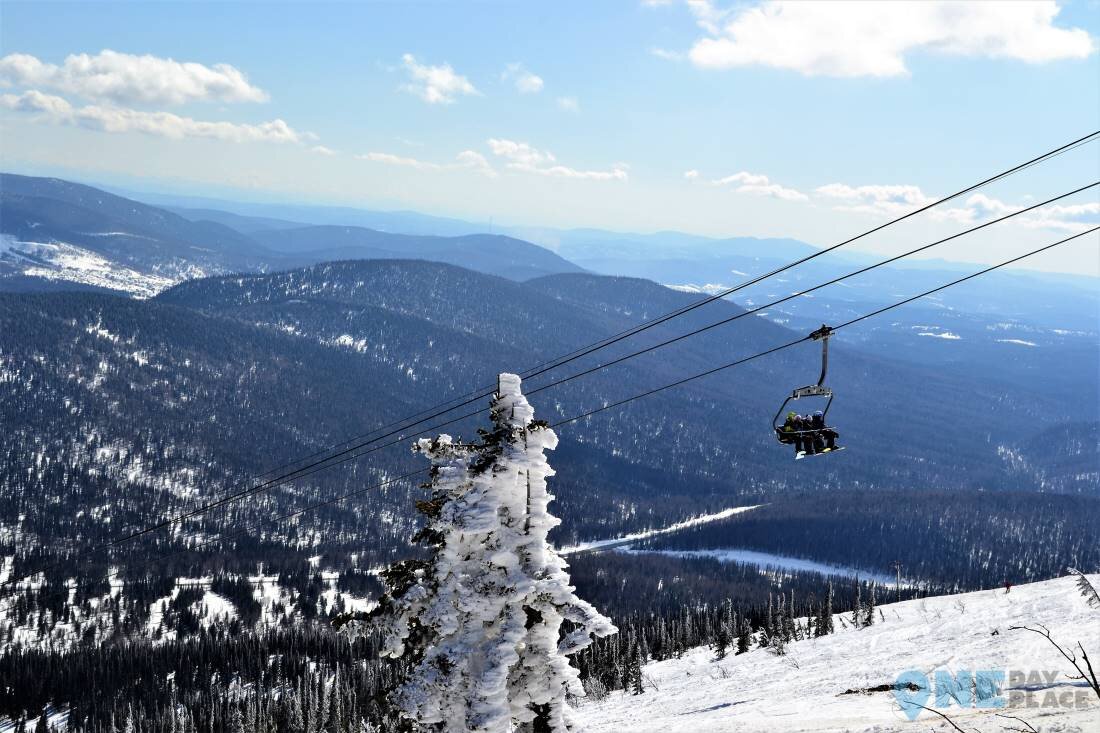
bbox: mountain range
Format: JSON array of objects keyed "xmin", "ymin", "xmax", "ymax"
[
  {"xmin": 0, "ymin": 174, "xmax": 581, "ymax": 296},
  {"xmin": 0, "ymin": 171, "xmax": 1096, "ymax": 656}
]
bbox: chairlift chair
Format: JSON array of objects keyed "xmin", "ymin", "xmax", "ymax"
[{"xmin": 772, "ymin": 325, "xmax": 844, "ymax": 458}]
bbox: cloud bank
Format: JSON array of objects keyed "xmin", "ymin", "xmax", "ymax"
[
  {"xmin": 0, "ymin": 50, "xmax": 268, "ymax": 105},
  {"xmin": 1, "ymin": 90, "xmax": 304, "ymax": 143},
  {"xmin": 681, "ymin": 1, "xmax": 1094, "ymax": 77}
]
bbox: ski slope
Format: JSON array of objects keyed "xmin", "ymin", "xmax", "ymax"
[{"xmin": 580, "ymin": 574, "xmax": 1100, "ymax": 732}]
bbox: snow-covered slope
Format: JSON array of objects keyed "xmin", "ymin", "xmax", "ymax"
[
  {"xmin": 0, "ymin": 235, "xmax": 180, "ymax": 297},
  {"xmin": 581, "ymin": 574, "xmax": 1100, "ymax": 732}
]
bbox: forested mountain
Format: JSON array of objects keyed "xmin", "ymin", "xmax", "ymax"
[
  {"xmin": 249, "ymin": 226, "xmax": 583, "ymax": 282},
  {"xmin": 1, "ymin": 256, "xmax": 1095, "ymax": 645},
  {"xmin": 0, "ymin": 189, "xmax": 1096, "ymax": 731},
  {"xmin": 0, "ymin": 174, "xmax": 583, "ymax": 296}
]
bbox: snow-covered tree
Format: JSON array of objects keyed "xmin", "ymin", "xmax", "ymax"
[
  {"xmin": 819, "ymin": 582, "xmax": 835, "ymax": 636},
  {"xmin": 363, "ymin": 373, "xmax": 617, "ymax": 732}
]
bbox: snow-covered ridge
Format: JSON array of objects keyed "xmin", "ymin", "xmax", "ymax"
[{"xmin": 583, "ymin": 573, "xmax": 1100, "ymax": 732}]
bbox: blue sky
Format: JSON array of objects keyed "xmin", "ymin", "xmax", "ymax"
[{"xmin": 1, "ymin": 0, "xmax": 1098, "ymax": 273}]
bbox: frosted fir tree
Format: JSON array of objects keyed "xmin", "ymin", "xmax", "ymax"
[{"xmin": 359, "ymin": 373, "xmax": 616, "ymax": 732}]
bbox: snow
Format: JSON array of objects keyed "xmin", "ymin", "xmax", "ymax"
[
  {"xmin": 667, "ymin": 283, "xmax": 732, "ymax": 295},
  {"xmin": 332, "ymin": 334, "xmax": 369, "ymax": 352},
  {"xmin": 558, "ymin": 505, "xmax": 764, "ymax": 555},
  {"xmin": 1, "ymin": 238, "xmax": 176, "ymax": 297},
  {"xmin": 580, "ymin": 574, "xmax": 1100, "ymax": 733},
  {"xmin": 620, "ymin": 548, "xmax": 904, "ymax": 587}
]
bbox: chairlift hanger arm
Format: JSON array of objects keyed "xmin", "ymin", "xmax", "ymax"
[{"xmin": 810, "ymin": 324, "xmax": 833, "ymax": 387}]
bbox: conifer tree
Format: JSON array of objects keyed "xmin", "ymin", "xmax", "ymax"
[
  {"xmin": 713, "ymin": 622, "xmax": 729, "ymax": 660},
  {"xmin": 629, "ymin": 647, "xmax": 645, "ymax": 696},
  {"xmin": 358, "ymin": 373, "xmax": 616, "ymax": 732},
  {"xmin": 736, "ymin": 616, "xmax": 752, "ymax": 655}
]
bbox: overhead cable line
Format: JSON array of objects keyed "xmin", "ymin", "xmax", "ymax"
[{"xmin": 134, "ymin": 131, "xmax": 1100, "ymax": 524}]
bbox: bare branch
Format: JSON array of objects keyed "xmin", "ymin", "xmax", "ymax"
[
  {"xmin": 905, "ymin": 703, "xmax": 978, "ymax": 733},
  {"xmin": 1009, "ymin": 625, "xmax": 1100, "ymax": 700},
  {"xmin": 1078, "ymin": 641, "xmax": 1100, "ymax": 699},
  {"xmin": 994, "ymin": 713, "xmax": 1039, "ymax": 733}
]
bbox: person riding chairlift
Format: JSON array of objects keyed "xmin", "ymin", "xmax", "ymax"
[
  {"xmin": 809, "ymin": 410, "xmax": 839, "ymax": 453},
  {"xmin": 780, "ymin": 411, "xmax": 808, "ymax": 455}
]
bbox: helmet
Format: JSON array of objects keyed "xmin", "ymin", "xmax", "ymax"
[
  {"xmin": 787, "ymin": 411, "xmax": 797, "ymax": 419},
  {"xmin": 813, "ymin": 411, "xmax": 824, "ymax": 418}
]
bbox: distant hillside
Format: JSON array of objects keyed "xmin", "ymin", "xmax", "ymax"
[
  {"xmin": 0, "ymin": 174, "xmax": 274, "ymax": 296},
  {"xmin": 0, "ymin": 174, "xmax": 584, "ymax": 295},
  {"xmin": 250, "ymin": 226, "xmax": 584, "ymax": 282}
]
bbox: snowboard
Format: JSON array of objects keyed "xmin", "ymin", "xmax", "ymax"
[{"xmin": 795, "ymin": 446, "xmax": 846, "ymax": 460}]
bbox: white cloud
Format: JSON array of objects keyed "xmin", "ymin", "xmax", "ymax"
[
  {"xmin": 556, "ymin": 96, "xmax": 580, "ymax": 113},
  {"xmin": 487, "ymin": 138, "xmax": 628, "ymax": 181},
  {"xmin": 0, "ymin": 88, "xmax": 73, "ymax": 116},
  {"xmin": 359, "ymin": 151, "xmax": 443, "ymax": 170},
  {"xmin": 685, "ymin": 0, "xmax": 730, "ymax": 35},
  {"xmin": 310, "ymin": 145, "xmax": 336, "ymax": 156},
  {"xmin": 815, "ymin": 182, "xmax": 934, "ymax": 215},
  {"xmin": 502, "ymin": 63, "xmax": 544, "ymax": 93},
  {"xmin": 815, "ymin": 184, "xmax": 1098, "ymax": 231},
  {"xmin": 685, "ymin": 1, "xmax": 1094, "ymax": 77},
  {"xmin": 711, "ymin": 170, "xmax": 807, "ymax": 201},
  {"xmin": 968, "ymin": 192, "xmax": 1099, "ymax": 232},
  {"xmin": 455, "ymin": 149, "xmax": 498, "ymax": 177},
  {"xmin": 0, "ymin": 89, "xmax": 304, "ymax": 143},
  {"xmin": 683, "ymin": 169, "xmax": 700, "ymax": 180},
  {"xmin": 487, "ymin": 139, "xmax": 555, "ymax": 168},
  {"xmin": 649, "ymin": 47, "xmax": 684, "ymax": 61},
  {"xmin": 0, "ymin": 50, "xmax": 268, "ymax": 105},
  {"xmin": 401, "ymin": 54, "xmax": 478, "ymax": 104},
  {"xmin": 360, "ymin": 149, "xmax": 498, "ymax": 177}
]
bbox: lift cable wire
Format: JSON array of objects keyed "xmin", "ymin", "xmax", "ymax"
[
  {"xmin": 4, "ymin": 226, "xmax": 1094, "ymax": 594},
  {"xmin": 95, "ymin": 180, "xmax": 1099, "ymax": 547},
  {"xmin": 126, "ymin": 131, "xmax": 1100, "ymax": 522}
]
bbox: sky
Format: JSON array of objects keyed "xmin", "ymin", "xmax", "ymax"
[{"xmin": 1, "ymin": 0, "xmax": 1098, "ymax": 274}]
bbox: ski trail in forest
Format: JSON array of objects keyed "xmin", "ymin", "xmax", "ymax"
[{"xmin": 558, "ymin": 504, "xmax": 765, "ymax": 556}]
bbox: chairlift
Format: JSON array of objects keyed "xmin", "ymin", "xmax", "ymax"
[{"xmin": 772, "ymin": 325, "xmax": 845, "ymax": 459}]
